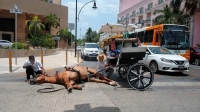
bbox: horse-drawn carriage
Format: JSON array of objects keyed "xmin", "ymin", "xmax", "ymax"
[{"xmin": 101, "ymin": 24, "xmax": 154, "ymax": 91}]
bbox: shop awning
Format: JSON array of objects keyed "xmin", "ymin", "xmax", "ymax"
[
  {"xmin": 99, "ymin": 23, "xmax": 139, "ymax": 33},
  {"xmin": 111, "ymin": 34, "xmax": 123, "ymax": 39}
]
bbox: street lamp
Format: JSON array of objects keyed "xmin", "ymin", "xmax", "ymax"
[
  {"xmin": 74, "ymin": 0, "xmax": 97, "ymax": 57},
  {"xmin": 10, "ymin": 4, "xmax": 23, "ymax": 65}
]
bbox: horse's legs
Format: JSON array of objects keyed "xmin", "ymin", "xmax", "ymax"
[
  {"xmin": 89, "ymin": 77, "xmax": 110, "ymax": 85},
  {"xmin": 63, "ymin": 76, "xmax": 73, "ymax": 93},
  {"xmin": 86, "ymin": 67, "xmax": 113, "ymax": 82},
  {"xmin": 70, "ymin": 80, "xmax": 82, "ymax": 90}
]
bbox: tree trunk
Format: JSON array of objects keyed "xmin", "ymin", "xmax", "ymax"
[
  {"xmin": 189, "ymin": 16, "xmax": 194, "ymax": 47},
  {"xmin": 66, "ymin": 39, "xmax": 68, "ymax": 50}
]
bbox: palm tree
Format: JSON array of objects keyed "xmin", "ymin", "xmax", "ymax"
[
  {"xmin": 45, "ymin": 13, "xmax": 60, "ymax": 34},
  {"xmin": 170, "ymin": 0, "xmax": 189, "ymax": 24},
  {"xmin": 153, "ymin": 5, "xmax": 175, "ymax": 24},
  {"xmin": 57, "ymin": 28, "xmax": 70, "ymax": 49},
  {"xmin": 26, "ymin": 15, "xmax": 45, "ymax": 37},
  {"xmin": 184, "ymin": 0, "xmax": 200, "ymax": 16}
]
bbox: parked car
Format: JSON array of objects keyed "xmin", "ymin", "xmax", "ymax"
[
  {"xmin": 0, "ymin": 40, "xmax": 13, "ymax": 48},
  {"xmin": 81, "ymin": 43, "xmax": 101, "ymax": 60},
  {"xmin": 76, "ymin": 46, "xmax": 82, "ymax": 51},
  {"xmin": 190, "ymin": 47, "xmax": 200, "ymax": 66},
  {"xmin": 139, "ymin": 46, "xmax": 190, "ymax": 73}
]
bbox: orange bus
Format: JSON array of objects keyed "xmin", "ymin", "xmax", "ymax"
[{"xmin": 129, "ymin": 24, "xmax": 190, "ymax": 60}]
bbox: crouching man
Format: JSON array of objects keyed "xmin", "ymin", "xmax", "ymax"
[{"xmin": 23, "ymin": 55, "xmax": 45, "ymax": 83}]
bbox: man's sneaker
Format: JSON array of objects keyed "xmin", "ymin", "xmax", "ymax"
[{"xmin": 25, "ymin": 79, "xmax": 30, "ymax": 83}]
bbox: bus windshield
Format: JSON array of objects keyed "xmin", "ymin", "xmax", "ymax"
[{"xmin": 161, "ymin": 31, "xmax": 190, "ymax": 50}]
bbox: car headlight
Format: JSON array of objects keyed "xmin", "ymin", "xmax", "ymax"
[
  {"xmin": 185, "ymin": 60, "xmax": 189, "ymax": 64},
  {"xmin": 160, "ymin": 58, "xmax": 173, "ymax": 63}
]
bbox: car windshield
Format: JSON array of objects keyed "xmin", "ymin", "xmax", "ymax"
[
  {"xmin": 85, "ymin": 44, "xmax": 98, "ymax": 48},
  {"xmin": 77, "ymin": 46, "xmax": 81, "ymax": 48},
  {"xmin": 196, "ymin": 48, "xmax": 200, "ymax": 53},
  {"xmin": 148, "ymin": 47, "xmax": 173, "ymax": 54}
]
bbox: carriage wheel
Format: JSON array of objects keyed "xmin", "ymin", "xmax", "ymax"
[
  {"xmin": 127, "ymin": 63, "xmax": 154, "ymax": 91},
  {"xmin": 118, "ymin": 65, "xmax": 129, "ymax": 81}
]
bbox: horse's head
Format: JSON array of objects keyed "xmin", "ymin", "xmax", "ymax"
[{"xmin": 35, "ymin": 74, "xmax": 46, "ymax": 83}]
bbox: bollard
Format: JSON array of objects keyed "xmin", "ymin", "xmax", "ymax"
[
  {"xmin": 8, "ymin": 48, "xmax": 12, "ymax": 72},
  {"xmin": 77, "ymin": 51, "xmax": 79, "ymax": 63},
  {"xmin": 71, "ymin": 48, "xmax": 72, "ymax": 56},
  {"xmin": 66, "ymin": 50, "xmax": 68, "ymax": 65},
  {"xmin": 41, "ymin": 49, "xmax": 43, "ymax": 65}
]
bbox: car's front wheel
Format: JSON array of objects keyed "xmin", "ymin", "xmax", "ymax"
[
  {"xmin": 194, "ymin": 58, "xmax": 200, "ymax": 66},
  {"xmin": 149, "ymin": 61, "xmax": 158, "ymax": 73}
]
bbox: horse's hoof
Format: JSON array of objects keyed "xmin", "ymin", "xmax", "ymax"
[
  {"xmin": 109, "ymin": 81, "xmax": 117, "ymax": 86},
  {"xmin": 68, "ymin": 88, "xmax": 72, "ymax": 93}
]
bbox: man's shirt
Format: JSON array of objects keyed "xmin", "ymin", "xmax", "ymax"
[{"xmin": 23, "ymin": 59, "xmax": 42, "ymax": 72}]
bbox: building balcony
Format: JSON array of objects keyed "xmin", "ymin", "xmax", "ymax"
[{"xmin": 145, "ymin": 8, "xmax": 152, "ymax": 13}]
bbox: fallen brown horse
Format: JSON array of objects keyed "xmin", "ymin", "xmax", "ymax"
[{"xmin": 35, "ymin": 65, "xmax": 117, "ymax": 93}]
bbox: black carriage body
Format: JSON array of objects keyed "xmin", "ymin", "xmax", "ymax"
[{"xmin": 119, "ymin": 47, "xmax": 146, "ymax": 65}]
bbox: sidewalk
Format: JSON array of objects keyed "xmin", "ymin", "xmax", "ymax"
[{"xmin": 0, "ymin": 50, "xmax": 82, "ymax": 74}]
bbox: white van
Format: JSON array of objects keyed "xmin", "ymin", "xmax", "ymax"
[{"xmin": 81, "ymin": 43, "xmax": 102, "ymax": 60}]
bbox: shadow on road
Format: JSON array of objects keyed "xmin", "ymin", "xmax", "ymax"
[
  {"xmin": 64, "ymin": 103, "xmax": 121, "ymax": 112},
  {"xmin": 156, "ymin": 71, "xmax": 189, "ymax": 77},
  {"xmin": 82, "ymin": 58, "xmax": 98, "ymax": 61}
]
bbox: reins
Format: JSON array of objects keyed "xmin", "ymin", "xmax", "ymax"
[{"xmin": 37, "ymin": 84, "xmax": 65, "ymax": 93}]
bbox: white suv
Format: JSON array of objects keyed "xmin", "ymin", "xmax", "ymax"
[
  {"xmin": 81, "ymin": 43, "xmax": 102, "ymax": 60},
  {"xmin": 0, "ymin": 40, "xmax": 13, "ymax": 48}
]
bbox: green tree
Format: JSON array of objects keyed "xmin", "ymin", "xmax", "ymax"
[
  {"xmin": 184, "ymin": 0, "xmax": 200, "ymax": 16},
  {"xmin": 45, "ymin": 13, "xmax": 60, "ymax": 34},
  {"xmin": 170, "ymin": 0, "xmax": 189, "ymax": 24},
  {"xmin": 26, "ymin": 15, "xmax": 45, "ymax": 37},
  {"xmin": 91, "ymin": 31, "xmax": 100, "ymax": 42},
  {"xmin": 57, "ymin": 28, "xmax": 71, "ymax": 49},
  {"xmin": 77, "ymin": 39, "xmax": 83, "ymax": 45},
  {"xmin": 85, "ymin": 27, "xmax": 93, "ymax": 42},
  {"xmin": 153, "ymin": 5, "xmax": 175, "ymax": 24},
  {"xmin": 84, "ymin": 27, "xmax": 100, "ymax": 42},
  {"xmin": 68, "ymin": 32, "xmax": 75, "ymax": 46}
]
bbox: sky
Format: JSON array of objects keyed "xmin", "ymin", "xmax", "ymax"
[{"xmin": 61, "ymin": 0, "xmax": 119, "ymax": 39}]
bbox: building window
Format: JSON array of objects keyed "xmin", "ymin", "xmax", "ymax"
[
  {"xmin": 132, "ymin": 11, "xmax": 136, "ymax": 17},
  {"xmin": 158, "ymin": 0, "xmax": 164, "ymax": 5},
  {"xmin": 146, "ymin": 15, "xmax": 151, "ymax": 24},
  {"xmin": 131, "ymin": 19, "xmax": 135, "ymax": 24},
  {"xmin": 139, "ymin": 17, "xmax": 143, "ymax": 24},
  {"xmin": 139, "ymin": 7, "xmax": 144, "ymax": 15},
  {"xmin": 121, "ymin": 16, "xmax": 124, "ymax": 22},
  {"xmin": 126, "ymin": 14, "xmax": 129, "ymax": 21},
  {"xmin": 148, "ymin": 3, "xmax": 153, "ymax": 11}
]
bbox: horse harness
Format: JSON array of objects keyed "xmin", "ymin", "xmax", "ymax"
[{"xmin": 63, "ymin": 66, "xmax": 96, "ymax": 84}]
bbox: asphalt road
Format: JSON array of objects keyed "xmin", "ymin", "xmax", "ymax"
[
  {"xmin": 80, "ymin": 58, "xmax": 200, "ymax": 112},
  {"xmin": 1, "ymin": 56, "xmax": 200, "ymax": 112}
]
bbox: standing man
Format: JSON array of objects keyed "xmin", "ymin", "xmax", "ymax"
[{"xmin": 23, "ymin": 55, "xmax": 45, "ymax": 83}]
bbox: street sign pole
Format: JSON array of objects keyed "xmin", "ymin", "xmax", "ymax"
[
  {"xmin": 15, "ymin": 12, "xmax": 17, "ymax": 65},
  {"xmin": 10, "ymin": 4, "xmax": 22, "ymax": 65}
]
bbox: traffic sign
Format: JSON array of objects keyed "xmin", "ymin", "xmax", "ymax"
[
  {"xmin": 53, "ymin": 36, "xmax": 60, "ymax": 40},
  {"xmin": 9, "ymin": 9, "xmax": 23, "ymax": 14}
]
